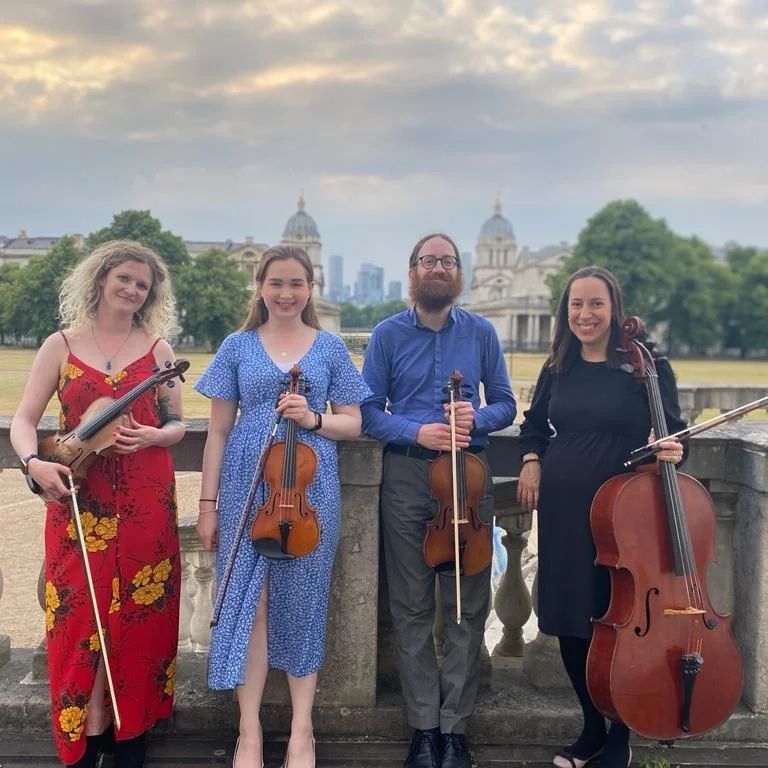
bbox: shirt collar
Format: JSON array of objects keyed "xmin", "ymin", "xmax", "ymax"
[{"xmin": 408, "ymin": 305, "xmax": 458, "ymax": 330}]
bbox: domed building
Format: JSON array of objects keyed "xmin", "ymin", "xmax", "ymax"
[
  {"xmin": 468, "ymin": 197, "xmax": 571, "ymax": 351},
  {"xmin": 280, "ymin": 193, "xmax": 340, "ymax": 332}
]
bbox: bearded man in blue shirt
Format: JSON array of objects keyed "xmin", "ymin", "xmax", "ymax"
[{"xmin": 362, "ymin": 233, "xmax": 517, "ymax": 768}]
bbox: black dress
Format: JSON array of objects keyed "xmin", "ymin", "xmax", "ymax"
[{"xmin": 519, "ymin": 355, "xmax": 686, "ymax": 639}]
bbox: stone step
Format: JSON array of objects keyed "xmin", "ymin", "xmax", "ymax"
[{"xmin": 2, "ymin": 736, "xmax": 768, "ymax": 767}]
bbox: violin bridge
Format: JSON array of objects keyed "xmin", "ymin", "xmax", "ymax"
[
  {"xmin": 663, "ymin": 607, "xmax": 706, "ymax": 616},
  {"xmin": 278, "ymin": 504, "xmax": 295, "ymax": 509}
]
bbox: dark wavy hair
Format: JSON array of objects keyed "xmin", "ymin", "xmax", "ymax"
[{"xmin": 548, "ymin": 265, "xmax": 627, "ymax": 373}]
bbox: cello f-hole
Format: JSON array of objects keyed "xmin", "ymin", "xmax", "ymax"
[{"xmin": 634, "ymin": 587, "xmax": 660, "ymax": 637}]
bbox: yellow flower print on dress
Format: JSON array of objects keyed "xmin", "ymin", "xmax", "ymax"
[
  {"xmin": 59, "ymin": 704, "xmax": 87, "ymax": 742},
  {"xmin": 109, "ymin": 577, "xmax": 121, "ymax": 614},
  {"xmin": 152, "ymin": 559, "xmax": 172, "ymax": 583},
  {"xmin": 58, "ymin": 363, "xmax": 84, "ymax": 392},
  {"xmin": 104, "ymin": 369, "xmax": 127, "ymax": 388},
  {"xmin": 164, "ymin": 657, "xmax": 176, "ymax": 697},
  {"xmin": 88, "ymin": 633, "xmax": 100, "ymax": 652},
  {"xmin": 67, "ymin": 511, "xmax": 117, "ymax": 552},
  {"xmin": 132, "ymin": 558, "xmax": 173, "ymax": 606},
  {"xmin": 45, "ymin": 580, "xmax": 61, "ymax": 632}
]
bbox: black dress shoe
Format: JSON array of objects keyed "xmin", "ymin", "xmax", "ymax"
[
  {"xmin": 404, "ymin": 727, "xmax": 441, "ymax": 768},
  {"xmin": 441, "ymin": 733, "xmax": 472, "ymax": 768}
]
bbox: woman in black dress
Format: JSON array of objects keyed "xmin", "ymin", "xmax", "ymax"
[{"xmin": 517, "ymin": 266, "xmax": 686, "ymax": 768}]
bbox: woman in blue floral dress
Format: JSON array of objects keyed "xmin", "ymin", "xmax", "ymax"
[{"xmin": 195, "ymin": 245, "xmax": 371, "ymax": 768}]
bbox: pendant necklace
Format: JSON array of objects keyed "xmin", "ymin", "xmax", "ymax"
[{"xmin": 92, "ymin": 325, "xmax": 133, "ymax": 371}]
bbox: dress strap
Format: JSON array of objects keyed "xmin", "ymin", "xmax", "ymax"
[
  {"xmin": 59, "ymin": 331, "xmax": 72, "ymax": 352},
  {"xmin": 149, "ymin": 337, "xmax": 162, "ymax": 354}
]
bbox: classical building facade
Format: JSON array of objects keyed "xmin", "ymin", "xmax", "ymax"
[
  {"xmin": 467, "ymin": 198, "xmax": 571, "ymax": 351},
  {"xmin": 0, "ymin": 196, "xmax": 341, "ymax": 333}
]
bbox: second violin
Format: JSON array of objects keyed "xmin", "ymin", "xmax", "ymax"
[{"xmin": 250, "ymin": 365, "xmax": 320, "ymax": 559}]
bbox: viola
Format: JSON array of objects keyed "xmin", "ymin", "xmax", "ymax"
[
  {"xmin": 586, "ymin": 317, "xmax": 742, "ymax": 740},
  {"xmin": 33, "ymin": 359, "xmax": 189, "ymax": 494},
  {"xmin": 423, "ymin": 371, "xmax": 491, "ymax": 621},
  {"xmin": 250, "ymin": 365, "xmax": 320, "ymax": 559}
]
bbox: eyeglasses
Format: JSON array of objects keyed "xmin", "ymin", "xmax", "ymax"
[{"xmin": 415, "ymin": 255, "xmax": 459, "ymax": 270}]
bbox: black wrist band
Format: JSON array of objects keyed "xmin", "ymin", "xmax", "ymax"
[{"xmin": 308, "ymin": 411, "xmax": 323, "ymax": 432}]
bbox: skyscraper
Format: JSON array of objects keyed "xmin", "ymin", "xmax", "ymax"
[
  {"xmin": 387, "ymin": 280, "xmax": 402, "ymax": 301},
  {"xmin": 327, "ymin": 254, "xmax": 344, "ymax": 303},
  {"xmin": 354, "ymin": 262, "xmax": 384, "ymax": 305}
]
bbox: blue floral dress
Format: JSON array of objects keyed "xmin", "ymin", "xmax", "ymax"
[{"xmin": 195, "ymin": 330, "xmax": 371, "ymax": 687}]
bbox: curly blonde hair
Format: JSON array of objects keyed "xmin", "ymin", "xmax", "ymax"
[{"xmin": 59, "ymin": 240, "xmax": 176, "ymax": 337}]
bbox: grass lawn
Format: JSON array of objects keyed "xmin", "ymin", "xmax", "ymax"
[{"xmin": 1, "ymin": 348, "xmax": 766, "ymax": 421}]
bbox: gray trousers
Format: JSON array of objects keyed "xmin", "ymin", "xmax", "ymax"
[{"xmin": 380, "ymin": 450, "xmax": 492, "ymax": 734}]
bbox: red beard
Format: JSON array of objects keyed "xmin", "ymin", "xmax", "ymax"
[{"xmin": 410, "ymin": 271, "xmax": 464, "ymax": 311}]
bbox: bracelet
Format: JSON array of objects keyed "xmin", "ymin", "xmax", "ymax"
[
  {"xmin": 199, "ymin": 498, "xmax": 218, "ymax": 502},
  {"xmin": 521, "ymin": 457, "xmax": 541, "ymax": 465},
  {"xmin": 198, "ymin": 509, "xmax": 217, "ymax": 515},
  {"xmin": 308, "ymin": 411, "xmax": 323, "ymax": 432}
]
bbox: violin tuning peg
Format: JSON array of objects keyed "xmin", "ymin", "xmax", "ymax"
[
  {"xmin": 164, "ymin": 360, "xmax": 173, "ymax": 369},
  {"xmin": 152, "ymin": 364, "xmax": 160, "ymax": 374},
  {"xmin": 441, "ymin": 386, "xmax": 451, "ymax": 394},
  {"xmin": 179, "ymin": 374, "xmax": 186, "ymax": 384},
  {"xmin": 166, "ymin": 380, "xmax": 176, "ymax": 388}
]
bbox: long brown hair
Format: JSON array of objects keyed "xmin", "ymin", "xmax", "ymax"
[
  {"xmin": 548, "ymin": 265, "xmax": 627, "ymax": 373},
  {"xmin": 239, "ymin": 245, "xmax": 320, "ymax": 331}
]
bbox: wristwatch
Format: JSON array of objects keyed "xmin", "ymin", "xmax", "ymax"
[
  {"xmin": 20, "ymin": 453, "xmax": 38, "ymax": 475},
  {"xmin": 308, "ymin": 411, "xmax": 323, "ymax": 432}
]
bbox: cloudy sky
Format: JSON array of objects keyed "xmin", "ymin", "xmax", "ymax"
[{"xmin": 1, "ymin": 0, "xmax": 766, "ymax": 288}]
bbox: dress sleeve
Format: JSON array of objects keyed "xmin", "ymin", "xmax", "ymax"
[
  {"xmin": 518, "ymin": 363, "xmax": 555, "ymax": 458},
  {"xmin": 327, "ymin": 334, "xmax": 373, "ymax": 405},
  {"xmin": 194, "ymin": 334, "xmax": 240, "ymax": 402}
]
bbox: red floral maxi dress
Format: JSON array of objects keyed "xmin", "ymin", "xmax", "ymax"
[{"xmin": 43, "ymin": 337, "xmax": 180, "ymax": 764}]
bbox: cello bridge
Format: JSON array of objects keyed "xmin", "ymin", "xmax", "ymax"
[{"xmin": 663, "ymin": 607, "xmax": 706, "ymax": 616}]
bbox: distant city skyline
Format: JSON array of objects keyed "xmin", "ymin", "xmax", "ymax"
[{"xmin": 1, "ymin": 3, "xmax": 765, "ymax": 289}]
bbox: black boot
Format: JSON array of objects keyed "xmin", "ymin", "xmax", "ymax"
[
  {"xmin": 113, "ymin": 733, "xmax": 146, "ymax": 768},
  {"xmin": 65, "ymin": 736, "xmax": 101, "ymax": 768},
  {"xmin": 441, "ymin": 733, "xmax": 472, "ymax": 768},
  {"xmin": 404, "ymin": 727, "xmax": 441, "ymax": 768}
]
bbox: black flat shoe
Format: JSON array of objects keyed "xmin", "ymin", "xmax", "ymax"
[
  {"xmin": 441, "ymin": 733, "xmax": 472, "ymax": 768},
  {"xmin": 404, "ymin": 727, "xmax": 441, "ymax": 768}
]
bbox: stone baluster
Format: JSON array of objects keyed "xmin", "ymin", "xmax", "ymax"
[
  {"xmin": 492, "ymin": 508, "xmax": 532, "ymax": 657},
  {"xmin": 177, "ymin": 516, "xmax": 215, "ymax": 653}
]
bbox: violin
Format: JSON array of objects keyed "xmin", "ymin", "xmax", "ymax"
[
  {"xmin": 586, "ymin": 317, "xmax": 742, "ymax": 740},
  {"xmin": 32, "ymin": 359, "xmax": 189, "ymax": 494},
  {"xmin": 423, "ymin": 370, "xmax": 491, "ymax": 622},
  {"xmin": 250, "ymin": 365, "xmax": 320, "ymax": 559}
]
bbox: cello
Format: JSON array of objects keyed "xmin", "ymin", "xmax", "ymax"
[
  {"xmin": 423, "ymin": 370, "xmax": 491, "ymax": 622},
  {"xmin": 250, "ymin": 364, "xmax": 320, "ymax": 559},
  {"xmin": 586, "ymin": 318, "xmax": 743, "ymax": 740}
]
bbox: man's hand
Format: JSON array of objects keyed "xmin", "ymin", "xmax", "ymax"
[
  {"xmin": 416, "ymin": 422, "xmax": 471, "ymax": 452},
  {"xmin": 444, "ymin": 401, "xmax": 475, "ymax": 433}
]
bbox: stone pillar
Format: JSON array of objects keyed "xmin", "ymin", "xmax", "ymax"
[{"xmin": 510, "ymin": 315, "xmax": 518, "ymax": 351}]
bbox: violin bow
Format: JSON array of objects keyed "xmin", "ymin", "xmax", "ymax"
[
  {"xmin": 448, "ymin": 386, "xmax": 462, "ymax": 624},
  {"xmin": 210, "ymin": 406, "xmax": 283, "ymax": 628},
  {"xmin": 67, "ymin": 475, "xmax": 122, "ymax": 731}
]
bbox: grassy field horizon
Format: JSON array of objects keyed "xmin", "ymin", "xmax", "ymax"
[{"xmin": 1, "ymin": 346, "xmax": 766, "ymax": 420}]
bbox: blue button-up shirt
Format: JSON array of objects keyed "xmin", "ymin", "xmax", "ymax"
[{"xmin": 361, "ymin": 307, "xmax": 516, "ymax": 447}]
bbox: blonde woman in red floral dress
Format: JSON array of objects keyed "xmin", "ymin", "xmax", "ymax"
[{"xmin": 11, "ymin": 240, "xmax": 185, "ymax": 768}]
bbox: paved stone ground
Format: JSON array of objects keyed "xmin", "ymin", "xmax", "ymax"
[{"xmin": 1, "ymin": 735, "xmax": 768, "ymax": 767}]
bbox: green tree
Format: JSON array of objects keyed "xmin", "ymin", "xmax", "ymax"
[
  {"xmin": 664, "ymin": 237, "xmax": 724, "ymax": 355},
  {"xmin": 548, "ymin": 200, "xmax": 676, "ymax": 323},
  {"xmin": 371, "ymin": 299, "xmax": 408, "ymax": 326},
  {"xmin": 339, "ymin": 302, "xmax": 364, "ymax": 329},
  {"xmin": 176, "ymin": 249, "xmax": 249, "ymax": 351},
  {"xmin": 6, "ymin": 236, "xmax": 82, "ymax": 343},
  {"xmin": 0, "ymin": 263, "xmax": 21, "ymax": 343},
  {"xmin": 88, "ymin": 210, "xmax": 189, "ymax": 278},
  {"xmin": 724, "ymin": 246, "xmax": 768, "ymax": 357}
]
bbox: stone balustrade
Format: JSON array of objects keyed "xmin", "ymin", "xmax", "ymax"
[
  {"xmin": 1, "ymin": 396, "xmax": 767, "ymax": 721},
  {"xmin": 677, "ymin": 385, "xmax": 767, "ymax": 424}
]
